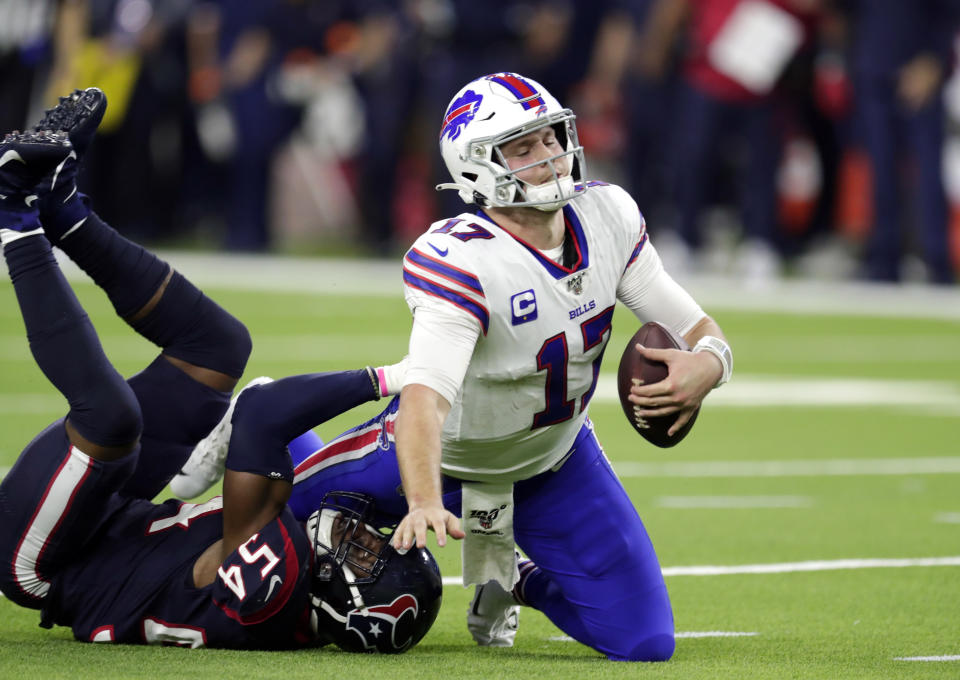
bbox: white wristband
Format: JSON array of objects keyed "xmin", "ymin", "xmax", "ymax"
[{"xmin": 692, "ymin": 335, "xmax": 733, "ymax": 387}]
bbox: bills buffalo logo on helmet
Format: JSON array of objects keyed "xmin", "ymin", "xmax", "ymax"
[
  {"xmin": 440, "ymin": 89, "xmax": 484, "ymax": 141},
  {"xmin": 345, "ymin": 594, "xmax": 420, "ymax": 652}
]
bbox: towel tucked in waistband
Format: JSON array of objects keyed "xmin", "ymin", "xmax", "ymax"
[{"xmin": 461, "ymin": 480, "xmax": 519, "ymax": 590}]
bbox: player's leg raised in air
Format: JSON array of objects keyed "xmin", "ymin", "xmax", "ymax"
[
  {"xmin": 0, "ymin": 90, "xmax": 250, "ymax": 607},
  {"xmin": 36, "ymin": 89, "xmax": 252, "ymax": 499}
]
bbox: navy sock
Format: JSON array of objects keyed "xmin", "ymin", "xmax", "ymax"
[
  {"xmin": 3, "ymin": 235, "xmax": 142, "ymax": 446},
  {"xmin": 48, "ymin": 208, "xmax": 170, "ymax": 318},
  {"xmin": 42, "ymin": 206, "xmax": 250, "ymax": 377}
]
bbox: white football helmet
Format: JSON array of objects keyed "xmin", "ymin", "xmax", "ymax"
[{"xmin": 437, "ymin": 72, "xmax": 587, "ymax": 211}]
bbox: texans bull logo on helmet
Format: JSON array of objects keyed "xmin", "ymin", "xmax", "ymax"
[
  {"xmin": 440, "ymin": 89, "xmax": 484, "ymax": 142},
  {"xmin": 345, "ymin": 594, "xmax": 421, "ymax": 652}
]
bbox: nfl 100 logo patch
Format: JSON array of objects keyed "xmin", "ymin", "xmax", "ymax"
[{"xmin": 469, "ymin": 504, "xmax": 507, "ymax": 532}]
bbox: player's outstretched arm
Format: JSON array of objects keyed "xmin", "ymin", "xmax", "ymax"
[{"xmin": 392, "ymin": 384, "xmax": 464, "ymax": 550}]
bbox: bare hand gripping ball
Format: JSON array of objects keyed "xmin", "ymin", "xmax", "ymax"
[{"xmin": 617, "ymin": 322, "xmax": 699, "ymax": 448}]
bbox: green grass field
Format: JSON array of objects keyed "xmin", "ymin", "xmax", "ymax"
[{"xmin": 1, "ymin": 259, "xmax": 959, "ymax": 679}]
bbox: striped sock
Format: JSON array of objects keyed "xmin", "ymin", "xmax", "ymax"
[{"xmin": 512, "ymin": 557, "xmax": 538, "ymax": 607}]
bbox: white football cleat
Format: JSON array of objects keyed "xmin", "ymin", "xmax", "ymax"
[
  {"xmin": 467, "ymin": 578, "xmax": 520, "ymax": 647},
  {"xmin": 170, "ymin": 376, "xmax": 274, "ymax": 498}
]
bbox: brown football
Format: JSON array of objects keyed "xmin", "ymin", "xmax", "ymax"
[{"xmin": 617, "ymin": 321, "xmax": 699, "ymax": 448}]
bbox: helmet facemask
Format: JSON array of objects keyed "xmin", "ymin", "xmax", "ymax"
[
  {"xmin": 306, "ymin": 492, "xmax": 443, "ymax": 654},
  {"xmin": 486, "ymin": 114, "xmax": 585, "ymax": 211}
]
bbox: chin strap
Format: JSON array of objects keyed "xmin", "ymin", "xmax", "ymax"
[{"xmin": 524, "ymin": 175, "xmax": 576, "ymax": 211}]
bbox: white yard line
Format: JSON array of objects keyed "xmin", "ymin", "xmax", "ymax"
[
  {"xmin": 613, "ymin": 457, "xmax": 960, "ymax": 478},
  {"xmin": 933, "ymin": 512, "xmax": 960, "ymax": 524},
  {"xmin": 894, "ymin": 656, "xmax": 960, "ymax": 662},
  {"xmin": 593, "ymin": 375, "xmax": 960, "ymax": 415},
  {"xmin": 676, "ymin": 631, "xmax": 759, "ymax": 638},
  {"xmin": 656, "ymin": 495, "xmax": 813, "ymax": 508},
  {"xmin": 439, "ymin": 556, "xmax": 960, "ymax": 585},
  {"xmin": 2, "ymin": 375, "xmax": 959, "ymax": 414},
  {"xmin": 662, "ymin": 556, "xmax": 960, "ymax": 576},
  {"xmin": 548, "ymin": 632, "xmax": 758, "ymax": 642},
  {"xmin": 3, "ymin": 250, "xmax": 959, "ymax": 318},
  {"xmin": 3, "ymin": 557, "xmax": 958, "ymax": 599}
]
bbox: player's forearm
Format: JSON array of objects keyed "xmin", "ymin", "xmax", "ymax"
[
  {"xmin": 683, "ymin": 315, "xmax": 732, "ymax": 388},
  {"xmin": 394, "ymin": 384, "xmax": 450, "ymax": 510},
  {"xmin": 682, "ymin": 315, "xmax": 726, "ymax": 347}
]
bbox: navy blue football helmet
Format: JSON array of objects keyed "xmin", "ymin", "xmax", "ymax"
[{"xmin": 306, "ymin": 492, "xmax": 442, "ymax": 653}]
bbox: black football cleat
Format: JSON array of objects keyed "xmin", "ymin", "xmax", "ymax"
[
  {"xmin": 31, "ymin": 88, "xmax": 107, "ymax": 203},
  {"xmin": 32, "ymin": 88, "xmax": 107, "ymax": 156},
  {"xmin": 0, "ymin": 130, "xmax": 73, "ymax": 213}
]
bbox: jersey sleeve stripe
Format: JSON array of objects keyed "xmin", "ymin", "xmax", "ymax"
[
  {"xmin": 406, "ymin": 248, "xmax": 484, "ymax": 294},
  {"xmin": 626, "ymin": 231, "xmax": 648, "ymax": 270},
  {"xmin": 403, "ymin": 270, "xmax": 490, "ymax": 334}
]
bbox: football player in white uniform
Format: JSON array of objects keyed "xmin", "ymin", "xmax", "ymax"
[
  {"xmin": 392, "ymin": 72, "xmax": 733, "ymax": 661},
  {"xmin": 173, "ymin": 71, "xmax": 734, "ymax": 661}
]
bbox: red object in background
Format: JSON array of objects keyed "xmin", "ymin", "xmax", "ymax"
[
  {"xmin": 392, "ymin": 154, "xmax": 436, "ymax": 246},
  {"xmin": 835, "ymin": 148, "xmax": 873, "ymax": 241},
  {"xmin": 813, "ymin": 55, "xmax": 853, "ymax": 119},
  {"xmin": 569, "ymin": 81, "xmax": 626, "ymax": 160},
  {"xmin": 832, "ymin": 148, "xmax": 960, "ymax": 273},
  {"xmin": 951, "ymin": 204, "xmax": 960, "ymax": 271}
]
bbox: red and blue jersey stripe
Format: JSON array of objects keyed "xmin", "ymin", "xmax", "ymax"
[
  {"xmin": 625, "ymin": 217, "xmax": 649, "ymax": 271},
  {"xmin": 403, "ymin": 248, "xmax": 490, "ymax": 334}
]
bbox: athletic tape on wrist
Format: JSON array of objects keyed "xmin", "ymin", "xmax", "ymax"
[{"xmin": 692, "ymin": 335, "xmax": 733, "ymax": 387}]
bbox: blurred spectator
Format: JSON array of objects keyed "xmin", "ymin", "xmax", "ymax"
[
  {"xmin": 0, "ymin": 0, "xmax": 64, "ymax": 133},
  {"xmin": 645, "ymin": 0, "xmax": 821, "ymax": 286},
  {"xmin": 46, "ymin": 0, "xmax": 196, "ymax": 241},
  {"xmin": 844, "ymin": 0, "xmax": 959, "ymax": 284},
  {"xmin": 7, "ymin": 0, "xmax": 958, "ymax": 284},
  {"xmin": 186, "ymin": 0, "xmax": 320, "ymax": 251}
]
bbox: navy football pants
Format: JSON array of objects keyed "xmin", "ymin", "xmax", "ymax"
[{"xmin": 0, "ymin": 358, "xmax": 230, "ymax": 608}]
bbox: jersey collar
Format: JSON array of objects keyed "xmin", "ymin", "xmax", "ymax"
[{"xmin": 475, "ymin": 204, "xmax": 589, "ymax": 280}]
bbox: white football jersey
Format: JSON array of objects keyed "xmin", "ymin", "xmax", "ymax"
[{"xmin": 402, "ymin": 183, "xmax": 695, "ymax": 482}]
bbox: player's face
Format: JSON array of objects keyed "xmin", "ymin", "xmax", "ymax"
[
  {"xmin": 330, "ymin": 513, "xmax": 386, "ymax": 571},
  {"xmin": 500, "ymin": 126, "xmax": 569, "ymax": 186}
]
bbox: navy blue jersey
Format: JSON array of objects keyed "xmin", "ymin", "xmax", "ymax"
[{"xmin": 42, "ymin": 496, "xmax": 316, "ymax": 648}]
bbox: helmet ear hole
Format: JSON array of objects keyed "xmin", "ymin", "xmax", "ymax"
[
  {"xmin": 552, "ymin": 122, "xmax": 569, "ymax": 149},
  {"xmin": 461, "ymin": 172, "xmax": 478, "ymax": 182}
]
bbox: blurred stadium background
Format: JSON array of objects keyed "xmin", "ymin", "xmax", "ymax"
[
  {"xmin": 1, "ymin": 1, "xmax": 959, "ymax": 677},
  {"xmin": 1, "ymin": 0, "xmax": 960, "ymax": 284}
]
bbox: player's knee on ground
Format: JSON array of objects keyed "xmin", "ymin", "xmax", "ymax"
[
  {"xmin": 68, "ymin": 369, "xmax": 143, "ymax": 448},
  {"xmin": 609, "ymin": 632, "xmax": 675, "ymax": 662}
]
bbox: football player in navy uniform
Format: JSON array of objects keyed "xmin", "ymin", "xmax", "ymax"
[{"xmin": 0, "ymin": 89, "xmax": 441, "ymax": 652}]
